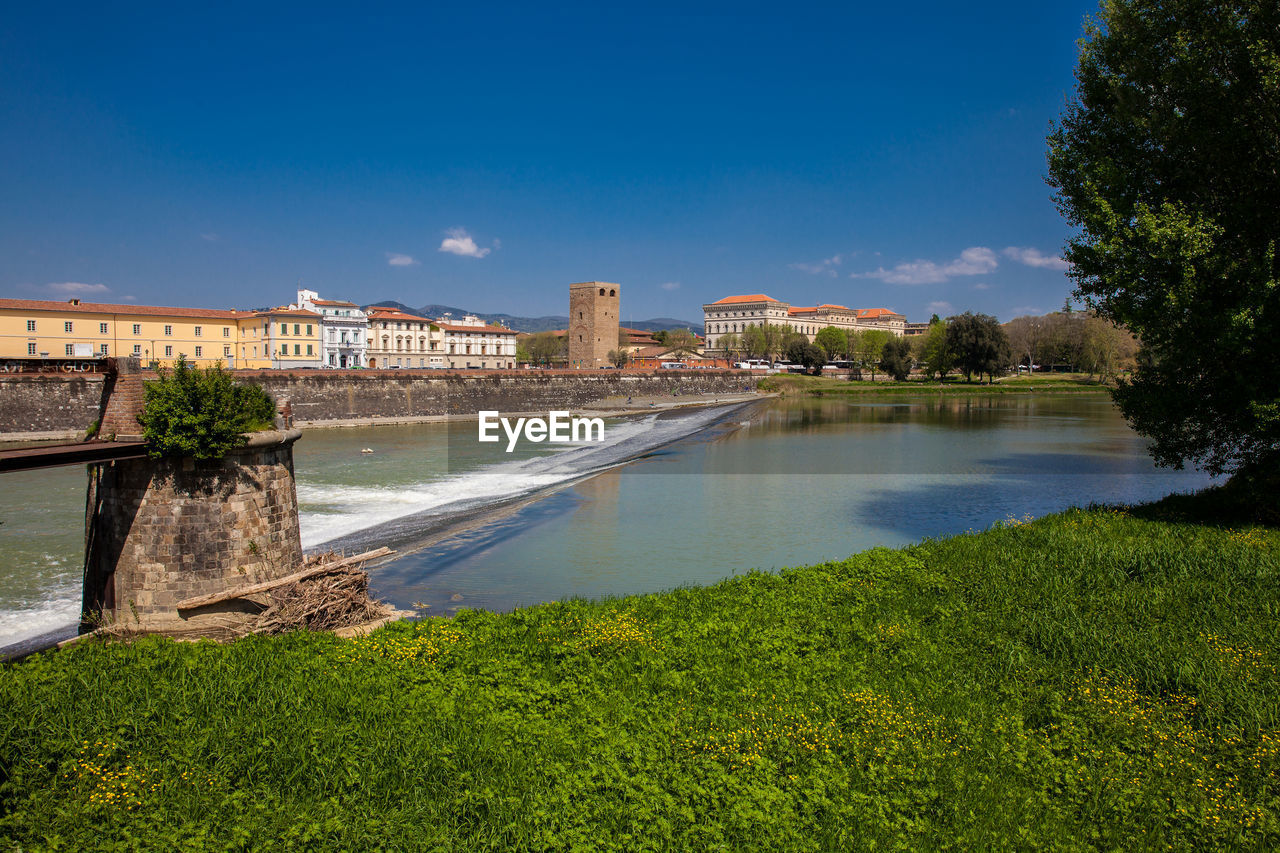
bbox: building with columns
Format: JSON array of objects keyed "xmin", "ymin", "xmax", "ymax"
[{"xmin": 702, "ymin": 294, "xmax": 906, "ymax": 350}]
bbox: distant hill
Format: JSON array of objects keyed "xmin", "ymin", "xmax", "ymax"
[{"xmin": 365, "ymin": 301, "xmax": 698, "ymax": 334}]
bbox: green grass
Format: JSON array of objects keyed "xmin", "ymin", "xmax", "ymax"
[
  {"xmin": 2, "ymin": 486, "xmax": 1278, "ymax": 850},
  {"xmin": 760, "ymin": 372, "xmax": 1112, "ymax": 396}
]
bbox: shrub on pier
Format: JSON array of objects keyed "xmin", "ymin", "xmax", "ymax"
[{"xmin": 140, "ymin": 356, "xmax": 276, "ymax": 459}]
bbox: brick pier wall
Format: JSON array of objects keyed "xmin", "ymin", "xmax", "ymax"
[
  {"xmin": 0, "ymin": 370, "xmax": 762, "ymax": 437},
  {"xmin": 82, "ymin": 429, "xmax": 303, "ymax": 630}
]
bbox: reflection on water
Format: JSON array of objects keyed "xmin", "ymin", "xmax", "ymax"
[{"xmin": 0, "ymin": 394, "xmax": 1214, "ymax": 645}]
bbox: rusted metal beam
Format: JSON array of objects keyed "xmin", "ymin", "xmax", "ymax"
[{"xmin": 0, "ymin": 440, "xmax": 149, "ymax": 472}]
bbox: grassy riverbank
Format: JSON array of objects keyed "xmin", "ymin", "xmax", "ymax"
[
  {"xmin": 2, "ymin": 485, "xmax": 1277, "ymax": 850},
  {"xmin": 760, "ymin": 372, "xmax": 1112, "ymax": 396}
]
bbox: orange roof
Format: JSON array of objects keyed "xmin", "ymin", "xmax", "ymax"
[
  {"xmin": 368, "ymin": 308, "xmax": 435, "ymax": 323},
  {"xmin": 0, "ymin": 297, "xmax": 244, "ymax": 320},
  {"xmin": 435, "ymin": 321, "xmax": 517, "ymax": 334},
  {"xmin": 818, "ymin": 303, "xmax": 850, "ymax": 310},
  {"xmin": 310, "ymin": 298, "xmax": 358, "ymax": 307},
  {"xmin": 255, "ymin": 307, "xmax": 322, "ymax": 319},
  {"xmin": 856, "ymin": 308, "xmax": 900, "ymax": 319},
  {"xmin": 710, "ymin": 294, "xmax": 783, "ymax": 305},
  {"xmin": 787, "ymin": 306, "xmax": 816, "ymax": 314}
]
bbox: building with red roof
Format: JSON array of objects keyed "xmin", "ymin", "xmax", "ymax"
[{"xmin": 702, "ymin": 294, "xmax": 907, "ymax": 350}]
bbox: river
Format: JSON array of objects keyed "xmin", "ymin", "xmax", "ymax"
[{"xmin": 0, "ymin": 394, "xmax": 1213, "ymax": 647}]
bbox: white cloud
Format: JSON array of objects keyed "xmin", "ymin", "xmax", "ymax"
[
  {"xmin": 790, "ymin": 254, "xmax": 843, "ymax": 277},
  {"xmin": 438, "ymin": 227, "xmax": 491, "ymax": 258},
  {"xmin": 660, "ymin": 281, "xmax": 681, "ymax": 291},
  {"xmin": 1002, "ymin": 246, "xmax": 1068, "ymax": 270},
  {"xmin": 386, "ymin": 252, "xmax": 419, "ymax": 267},
  {"xmin": 47, "ymin": 282, "xmax": 110, "ymax": 296},
  {"xmin": 927, "ymin": 301, "xmax": 954, "ymax": 315},
  {"xmin": 973, "ymin": 282, "xmax": 991, "ymax": 291},
  {"xmin": 200, "ymin": 232, "xmax": 219, "ymax": 242},
  {"xmin": 853, "ymin": 246, "xmax": 998, "ymax": 285},
  {"xmin": 1009, "ymin": 305, "xmax": 1043, "ymax": 317}
]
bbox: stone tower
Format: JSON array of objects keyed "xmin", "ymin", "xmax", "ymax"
[{"xmin": 568, "ymin": 281, "xmax": 620, "ymax": 368}]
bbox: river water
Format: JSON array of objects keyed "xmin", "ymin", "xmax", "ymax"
[{"xmin": 0, "ymin": 394, "xmax": 1213, "ymax": 647}]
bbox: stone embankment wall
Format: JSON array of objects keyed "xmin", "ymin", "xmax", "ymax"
[
  {"xmin": 0, "ymin": 370, "xmax": 761, "ymax": 437},
  {"xmin": 0, "ymin": 374, "xmax": 105, "ymax": 438},
  {"xmin": 82, "ymin": 430, "xmax": 303, "ymax": 631}
]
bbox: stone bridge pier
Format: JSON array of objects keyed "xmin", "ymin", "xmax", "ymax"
[{"xmin": 82, "ymin": 429, "xmax": 304, "ymax": 633}]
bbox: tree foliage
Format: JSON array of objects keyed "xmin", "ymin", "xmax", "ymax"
[
  {"xmin": 140, "ymin": 357, "xmax": 276, "ymax": 460},
  {"xmin": 918, "ymin": 319, "xmax": 952, "ymax": 380},
  {"xmin": 784, "ymin": 340, "xmax": 826, "ymax": 374},
  {"xmin": 851, "ymin": 330, "xmax": 891, "ymax": 380},
  {"xmin": 1004, "ymin": 310, "xmax": 1139, "ymax": 377},
  {"xmin": 945, "ymin": 313, "xmax": 1011, "ymax": 383},
  {"xmin": 718, "ymin": 331, "xmax": 742, "ymax": 358},
  {"xmin": 880, "ymin": 337, "xmax": 913, "ymax": 381},
  {"xmin": 607, "ymin": 349, "xmax": 630, "ymax": 369},
  {"xmin": 526, "ymin": 332, "xmax": 566, "ymax": 366},
  {"xmin": 1047, "ymin": 0, "xmax": 1280, "ymax": 475},
  {"xmin": 813, "ymin": 326, "xmax": 848, "ymax": 360},
  {"xmin": 663, "ymin": 328, "xmax": 700, "ymax": 356}
]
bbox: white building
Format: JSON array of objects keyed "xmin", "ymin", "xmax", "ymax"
[
  {"xmin": 293, "ymin": 289, "xmax": 368, "ymax": 368},
  {"xmin": 436, "ymin": 314, "xmax": 518, "ymax": 369},
  {"xmin": 365, "ymin": 307, "xmax": 443, "ymax": 369},
  {"xmin": 702, "ymin": 293, "xmax": 906, "ymax": 350}
]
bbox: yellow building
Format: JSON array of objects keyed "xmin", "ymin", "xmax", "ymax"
[
  {"xmin": 0, "ymin": 297, "xmax": 248, "ymax": 368},
  {"xmin": 239, "ymin": 307, "xmax": 323, "ymax": 369},
  {"xmin": 0, "ymin": 297, "xmax": 323, "ymax": 370}
]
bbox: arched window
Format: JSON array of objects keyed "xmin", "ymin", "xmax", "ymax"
[
  {"xmin": 609, "ymin": 289, "xmax": 615, "ymax": 297},
  {"xmin": 598, "ymin": 288, "xmax": 605, "ymax": 296}
]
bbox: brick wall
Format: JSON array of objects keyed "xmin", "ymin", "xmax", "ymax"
[{"xmin": 0, "ymin": 374, "xmax": 104, "ymax": 438}]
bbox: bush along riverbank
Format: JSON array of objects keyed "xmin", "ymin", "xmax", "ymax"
[
  {"xmin": 760, "ymin": 372, "xmax": 1112, "ymax": 396},
  {"xmin": 2, "ymin": 484, "xmax": 1277, "ymax": 850}
]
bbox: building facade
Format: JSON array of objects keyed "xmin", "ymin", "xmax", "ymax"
[
  {"xmin": 437, "ymin": 314, "xmax": 518, "ymax": 369},
  {"xmin": 702, "ymin": 294, "xmax": 907, "ymax": 350},
  {"xmin": 250, "ymin": 308, "xmax": 323, "ymax": 369},
  {"xmin": 365, "ymin": 308, "xmax": 443, "ymax": 369},
  {"xmin": 0, "ymin": 298, "xmax": 249, "ymax": 368},
  {"xmin": 568, "ymin": 281, "xmax": 620, "ymax": 368},
  {"xmin": 293, "ymin": 289, "xmax": 368, "ymax": 368}
]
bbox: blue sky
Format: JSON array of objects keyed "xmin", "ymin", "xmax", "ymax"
[{"xmin": 1, "ymin": 1, "xmax": 1098, "ymax": 324}]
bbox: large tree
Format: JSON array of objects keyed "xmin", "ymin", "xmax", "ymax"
[
  {"xmin": 1047, "ymin": 0, "xmax": 1280, "ymax": 476},
  {"xmin": 880, "ymin": 337, "xmax": 913, "ymax": 381},
  {"xmin": 918, "ymin": 319, "xmax": 952, "ymax": 380},
  {"xmin": 814, "ymin": 326, "xmax": 848, "ymax": 360},
  {"xmin": 785, "ymin": 340, "xmax": 826, "ymax": 374},
  {"xmin": 526, "ymin": 331, "xmax": 566, "ymax": 366},
  {"xmin": 945, "ymin": 313, "xmax": 1011, "ymax": 383},
  {"xmin": 663, "ymin": 328, "xmax": 699, "ymax": 357}
]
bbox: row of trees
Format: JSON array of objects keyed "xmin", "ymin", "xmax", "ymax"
[{"xmin": 1004, "ymin": 308, "xmax": 1138, "ymax": 379}]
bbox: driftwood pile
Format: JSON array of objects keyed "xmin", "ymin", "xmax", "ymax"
[
  {"xmin": 173, "ymin": 547, "xmax": 399, "ymax": 636},
  {"xmin": 255, "ymin": 559, "xmax": 390, "ymax": 633}
]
